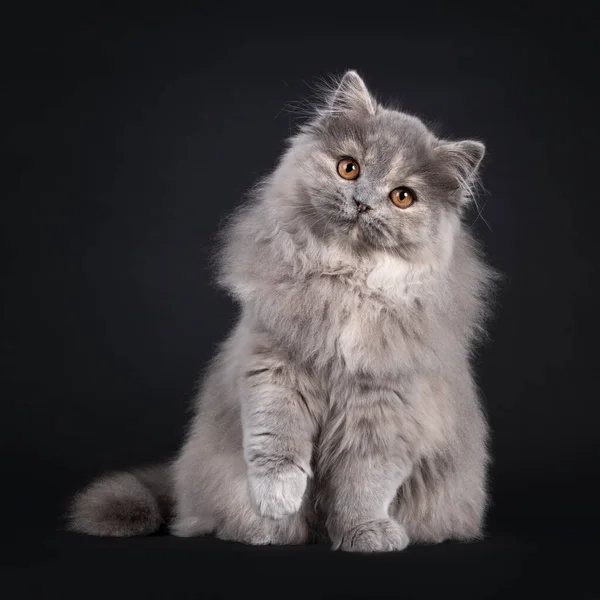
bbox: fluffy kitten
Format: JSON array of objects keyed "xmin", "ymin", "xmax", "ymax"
[{"xmin": 69, "ymin": 71, "xmax": 496, "ymax": 552}]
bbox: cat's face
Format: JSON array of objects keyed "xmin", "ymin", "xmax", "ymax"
[{"xmin": 274, "ymin": 71, "xmax": 484, "ymax": 260}]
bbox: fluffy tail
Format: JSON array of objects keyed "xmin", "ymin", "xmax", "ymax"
[{"xmin": 67, "ymin": 464, "xmax": 172, "ymax": 537}]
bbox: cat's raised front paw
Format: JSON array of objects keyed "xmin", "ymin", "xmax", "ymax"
[
  {"xmin": 338, "ymin": 519, "xmax": 409, "ymax": 552},
  {"xmin": 248, "ymin": 464, "xmax": 307, "ymax": 520}
]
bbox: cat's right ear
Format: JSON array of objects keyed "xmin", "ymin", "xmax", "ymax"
[
  {"xmin": 435, "ymin": 140, "xmax": 485, "ymax": 198},
  {"xmin": 328, "ymin": 71, "xmax": 377, "ymax": 116}
]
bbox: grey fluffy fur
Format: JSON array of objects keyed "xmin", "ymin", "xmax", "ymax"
[{"xmin": 68, "ymin": 71, "xmax": 496, "ymax": 552}]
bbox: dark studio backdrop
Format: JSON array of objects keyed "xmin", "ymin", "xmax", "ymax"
[{"xmin": 2, "ymin": 2, "xmax": 598, "ymax": 597}]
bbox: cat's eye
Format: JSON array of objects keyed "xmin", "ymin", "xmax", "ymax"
[
  {"xmin": 389, "ymin": 187, "xmax": 415, "ymax": 208},
  {"xmin": 337, "ymin": 157, "xmax": 360, "ymax": 180}
]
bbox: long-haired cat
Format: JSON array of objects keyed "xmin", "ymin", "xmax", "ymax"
[{"xmin": 69, "ymin": 71, "xmax": 496, "ymax": 552}]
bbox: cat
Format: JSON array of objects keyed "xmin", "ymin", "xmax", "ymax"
[{"xmin": 68, "ymin": 71, "xmax": 497, "ymax": 552}]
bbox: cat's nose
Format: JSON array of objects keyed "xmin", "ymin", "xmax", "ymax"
[{"xmin": 354, "ymin": 198, "xmax": 372, "ymax": 213}]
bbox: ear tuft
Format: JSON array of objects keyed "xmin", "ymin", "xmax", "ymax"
[{"xmin": 328, "ymin": 70, "xmax": 377, "ymax": 116}]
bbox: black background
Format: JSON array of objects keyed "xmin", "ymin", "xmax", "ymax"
[{"xmin": 2, "ymin": 2, "xmax": 598, "ymax": 597}]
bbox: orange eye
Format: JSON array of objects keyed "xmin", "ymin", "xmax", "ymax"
[
  {"xmin": 389, "ymin": 187, "xmax": 415, "ymax": 208},
  {"xmin": 337, "ymin": 157, "xmax": 360, "ymax": 180}
]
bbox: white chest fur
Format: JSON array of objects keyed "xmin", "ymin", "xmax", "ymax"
[{"xmin": 335, "ymin": 253, "xmax": 431, "ymax": 375}]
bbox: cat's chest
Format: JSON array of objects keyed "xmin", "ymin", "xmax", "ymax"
[{"xmin": 330, "ymin": 267, "xmax": 428, "ymax": 375}]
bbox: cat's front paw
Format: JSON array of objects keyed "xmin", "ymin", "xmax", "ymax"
[
  {"xmin": 248, "ymin": 464, "xmax": 308, "ymax": 520},
  {"xmin": 337, "ymin": 519, "xmax": 409, "ymax": 552}
]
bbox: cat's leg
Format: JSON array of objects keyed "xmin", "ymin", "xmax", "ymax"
[
  {"xmin": 396, "ymin": 444, "xmax": 488, "ymax": 543},
  {"xmin": 393, "ymin": 375, "xmax": 489, "ymax": 544},
  {"xmin": 171, "ymin": 349, "xmax": 319, "ymax": 546},
  {"xmin": 172, "ymin": 421, "xmax": 314, "ymax": 545},
  {"xmin": 321, "ymin": 386, "xmax": 413, "ymax": 552},
  {"xmin": 242, "ymin": 361, "xmax": 320, "ymax": 523},
  {"xmin": 213, "ymin": 354, "xmax": 320, "ymax": 544},
  {"xmin": 394, "ymin": 366, "xmax": 489, "ymax": 542},
  {"xmin": 173, "ymin": 447, "xmax": 313, "ymax": 544}
]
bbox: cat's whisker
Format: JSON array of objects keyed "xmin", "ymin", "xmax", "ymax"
[{"xmin": 469, "ymin": 196, "xmax": 492, "ymax": 232}]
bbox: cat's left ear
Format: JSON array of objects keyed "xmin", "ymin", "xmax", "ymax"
[
  {"xmin": 435, "ymin": 140, "xmax": 485, "ymax": 197},
  {"xmin": 328, "ymin": 70, "xmax": 377, "ymax": 116}
]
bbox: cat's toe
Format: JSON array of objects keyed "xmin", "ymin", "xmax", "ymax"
[{"xmin": 338, "ymin": 519, "xmax": 409, "ymax": 553}]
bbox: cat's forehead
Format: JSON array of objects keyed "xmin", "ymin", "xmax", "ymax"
[
  {"xmin": 316, "ymin": 108, "xmax": 434, "ymax": 164},
  {"xmin": 371, "ymin": 109, "xmax": 433, "ymax": 145}
]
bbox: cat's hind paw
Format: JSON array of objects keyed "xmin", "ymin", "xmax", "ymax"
[{"xmin": 336, "ymin": 519, "xmax": 409, "ymax": 552}]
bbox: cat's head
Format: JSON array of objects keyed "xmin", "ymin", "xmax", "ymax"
[{"xmin": 269, "ymin": 71, "xmax": 484, "ymax": 261}]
